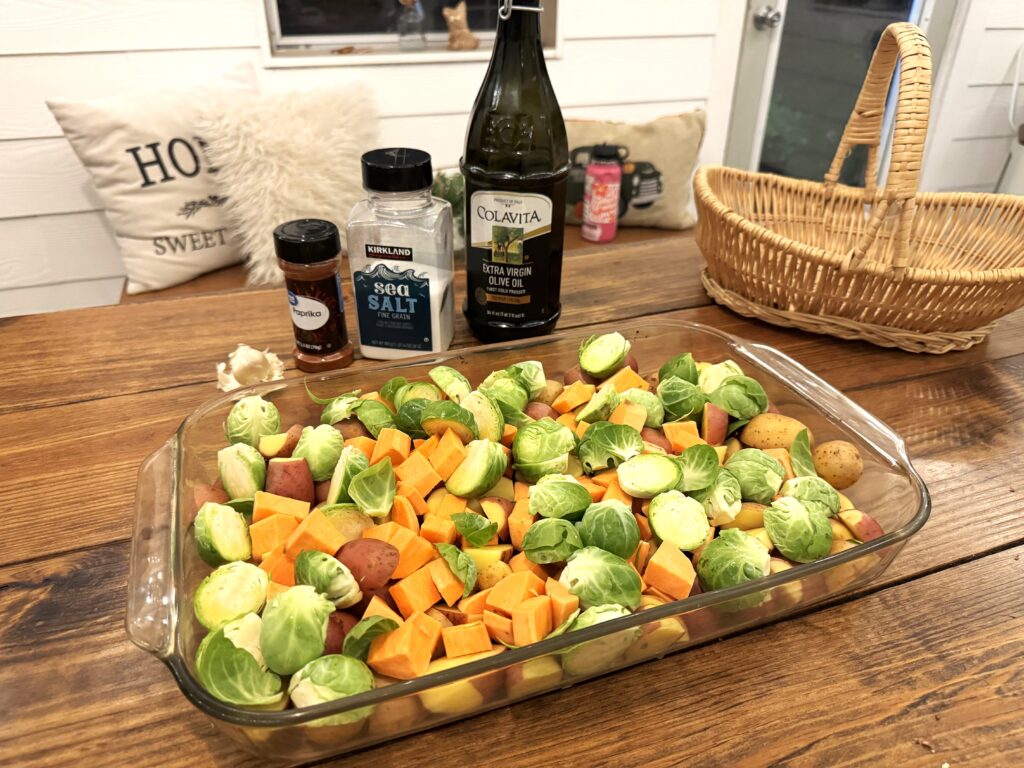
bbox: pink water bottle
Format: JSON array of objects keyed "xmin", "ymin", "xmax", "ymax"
[{"xmin": 582, "ymin": 144, "xmax": 622, "ymax": 243}]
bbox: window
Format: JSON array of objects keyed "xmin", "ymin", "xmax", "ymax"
[{"xmin": 265, "ymin": 0, "xmax": 558, "ymax": 59}]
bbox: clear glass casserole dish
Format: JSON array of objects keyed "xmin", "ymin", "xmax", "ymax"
[{"xmin": 127, "ymin": 320, "xmax": 929, "ymax": 764}]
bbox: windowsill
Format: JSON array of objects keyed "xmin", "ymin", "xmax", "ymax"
[{"xmin": 261, "ymin": 41, "xmax": 561, "ymax": 69}]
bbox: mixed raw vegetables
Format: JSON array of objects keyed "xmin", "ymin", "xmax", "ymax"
[{"xmin": 189, "ymin": 332, "xmax": 881, "ymax": 715}]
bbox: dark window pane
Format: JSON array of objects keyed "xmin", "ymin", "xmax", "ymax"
[{"xmin": 277, "ymin": 0, "xmax": 499, "ymax": 37}]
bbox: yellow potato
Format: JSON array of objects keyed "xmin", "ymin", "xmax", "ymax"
[
  {"xmin": 812, "ymin": 440, "xmax": 863, "ymax": 490},
  {"xmin": 740, "ymin": 413, "xmax": 811, "ymax": 450},
  {"xmin": 477, "ymin": 561, "xmax": 512, "ymax": 591}
]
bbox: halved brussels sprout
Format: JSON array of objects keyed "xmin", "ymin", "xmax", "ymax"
[
  {"xmin": 621, "ymin": 388, "xmax": 664, "ymax": 428},
  {"xmin": 780, "ymin": 475, "xmax": 840, "ymax": 519},
  {"xmin": 576, "ymin": 500, "xmax": 640, "ymax": 560},
  {"xmin": 708, "ymin": 375, "xmax": 769, "ymax": 420},
  {"xmin": 348, "ymin": 457, "xmax": 396, "ymax": 518},
  {"xmin": 260, "ymin": 585, "xmax": 335, "ymax": 675},
  {"xmin": 790, "ymin": 428, "xmax": 817, "ymax": 478},
  {"xmin": 446, "ymin": 440, "xmax": 508, "ymax": 498},
  {"xmin": 695, "ymin": 528, "xmax": 771, "ymax": 609},
  {"xmin": 674, "ymin": 443, "xmax": 721, "ymax": 492},
  {"xmin": 697, "ymin": 359, "xmax": 744, "ymax": 395},
  {"xmin": 195, "ymin": 613, "xmax": 283, "ymax": 706},
  {"xmin": 647, "ymin": 491, "xmax": 710, "ymax": 551},
  {"xmin": 659, "ymin": 352, "xmax": 698, "ymax": 385},
  {"xmin": 452, "ymin": 513, "xmax": 499, "ymax": 547},
  {"xmin": 579, "ymin": 332, "xmax": 631, "ymax": 379},
  {"xmin": 225, "ymin": 395, "xmax": 281, "ymax": 448},
  {"xmin": 561, "ymin": 605, "xmax": 642, "ymax": 677},
  {"xmin": 764, "ymin": 496, "xmax": 833, "ymax": 563},
  {"xmin": 325, "ymin": 445, "xmax": 370, "ymax": 505},
  {"xmin": 379, "ymin": 376, "xmax": 408, "ymax": 408},
  {"xmin": 657, "ymin": 376, "xmax": 706, "ymax": 422},
  {"xmin": 616, "ymin": 454, "xmax": 682, "ymax": 498},
  {"xmin": 515, "ymin": 455, "xmax": 570, "ymax": 484},
  {"xmin": 393, "ymin": 381, "xmax": 443, "ymax": 410},
  {"xmin": 194, "ymin": 561, "xmax": 268, "ymax": 630},
  {"xmin": 420, "ymin": 400, "xmax": 479, "ymax": 443},
  {"xmin": 320, "ymin": 504, "xmax": 375, "ymax": 542},
  {"xmin": 690, "ymin": 467, "xmax": 743, "ymax": 524},
  {"xmin": 460, "ymin": 391, "xmax": 505, "ymax": 442},
  {"xmin": 528, "ymin": 475, "xmax": 592, "ymax": 521},
  {"xmin": 295, "ymin": 550, "xmax": 362, "ymax": 608},
  {"xmin": 195, "ymin": 501, "xmax": 252, "ymax": 567},
  {"xmin": 394, "ymin": 398, "xmax": 430, "ymax": 439},
  {"xmin": 291, "ymin": 424, "xmax": 345, "ymax": 482},
  {"xmin": 354, "ymin": 399, "xmax": 396, "ymax": 438},
  {"xmin": 725, "ymin": 448, "xmax": 786, "ymax": 504},
  {"xmin": 522, "ymin": 518, "xmax": 584, "ymax": 564},
  {"xmin": 506, "ymin": 360, "xmax": 547, "ymax": 401},
  {"xmin": 559, "ymin": 546, "xmax": 642, "ymax": 610},
  {"xmin": 288, "ymin": 654, "xmax": 375, "ymax": 725},
  {"xmin": 320, "ymin": 394, "xmax": 361, "ymax": 426},
  {"xmin": 497, "ymin": 398, "xmax": 535, "ymax": 428},
  {"xmin": 429, "ymin": 365, "xmax": 472, "ymax": 403},
  {"xmin": 217, "ymin": 442, "xmax": 266, "ymax": 499},
  {"xmin": 480, "ymin": 370, "xmax": 530, "ymax": 413},
  {"xmin": 576, "ymin": 384, "xmax": 620, "ymax": 423},
  {"xmin": 513, "ymin": 418, "xmax": 576, "ymax": 466},
  {"xmin": 576, "ymin": 421, "xmax": 643, "ymax": 475}
]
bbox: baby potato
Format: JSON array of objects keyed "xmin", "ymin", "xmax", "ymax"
[
  {"xmin": 740, "ymin": 413, "xmax": 811, "ymax": 450},
  {"xmin": 812, "ymin": 440, "xmax": 863, "ymax": 490},
  {"xmin": 477, "ymin": 561, "xmax": 512, "ymax": 590}
]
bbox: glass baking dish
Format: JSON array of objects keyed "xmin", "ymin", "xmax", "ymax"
[{"xmin": 127, "ymin": 320, "xmax": 929, "ymax": 764}]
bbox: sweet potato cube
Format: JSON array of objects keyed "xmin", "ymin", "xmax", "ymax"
[
  {"xmin": 514, "ymin": 481, "xmax": 531, "ymax": 501},
  {"xmin": 609, "ymin": 402, "xmax": 648, "ymax": 433},
  {"xmin": 631, "ymin": 540, "xmax": 653, "ymax": 573},
  {"xmin": 414, "ymin": 433, "xmax": 440, "ymax": 458},
  {"xmin": 501, "ymin": 424, "xmax": 518, "ymax": 448},
  {"xmin": 360, "ymin": 391, "xmax": 394, "ymax": 411},
  {"xmin": 643, "ymin": 541, "xmax": 696, "ymax": 601},
  {"xmin": 284, "ymin": 509, "xmax": 346, "ymax": 559},
  {"xmin": 442, "ymin": 621, "xmax": 492, "ymax": 658},
  {"xmin": 395, "ymin": 451, "xmax": 443, "ymax": 499},
  {"xmin": 663, "ymin": 422, "xmax": 706, "ymax": 454},
  {"xmin": 604, "ymin": 366, "xmax": 649, "ymax": 393},
  {"xmin": 435, "ymin": 492, "xmax": 468, "ymax": 521},
  {"xmin": 249, "ymin": 514, "xmax": 299, "ymax": 560},
  {"xmin": 252, "ymin": 491, "xmax": 310, "ymax": 524},
  {"xmin": 511, "ymin": 595, "xmax": 553, "ymax": 646},
  {"xmin": 508, "ymin": 500, "xmax": 537, "ymax": 551},
  {"xmin": 555, "ymin": 412, "xmax": 578, "ymax": 432},
  {"xmin": 575, "ymin": 420, "xmax": 591, "ymax": 439},
  {"xmin": 367, "ymin": 611, "xmax": 442, "ymax": 680},
  {"xmin": 420, "ymin": 515, "xmax": 458, "ymax": 545},
  {"xmin": 266, "ymin": 582, "xmax": 291, "ymax": 601},
  {"xmin": 509, "ymin": 551, "xmax": 548, "ymax": 581},
  {"xmin": 371, "ymin": 427, "xmax": 412, "ymax": 467},
  {"xmin": 363, "ymin": 522, "xmax": 438, "ymax": 579},
  {"xmin": 603, "ymin": 477, "xmax": 634, "ymax": 507},
  {"xmin": 635, "ymin": 513, "xmax": 653, "ymax": 541},
  {"xmin": 344, "ymin": 436, "xmax": 377, "ymax": 461},
  {"xmin": 591, "ymin": 469, "xmax": 619, "ymax": 488},
  {"xmin": 363, "ymin": 594, "xmax": 404, "ymax": 625},
  {"xmin": 429, "ymin": 430, "xmax": 468, "ymax": 480},
  {"xmin": 427, "ymin": 557, "xmax": 466, "ymax": 607},
  {"xmin": 391, "ymin": 495, "xmax": 420, "ymax": 534},
  {"xmin": 458, "ymin": 587, "xmax": 493, "ymax": 616},
  {"xmin": 397, "ymin": 482, "xmax": 430, "ymax": 517},
  {"xmin": 390, "ymin": 564, "xmax": 442, "ymax": 618},
  {"xmin": 544, "ymin": 578, "xmax": 580, "ymax": 628},
  {"xmin": 259, "ymin": 545, "xmax": 296, "ymax": 587},
  {"xmin": 486, "ymin": 571, "xmax": 546, "ymax": 616},
  {"xmin": 575, "ymin": 477, "xmax": 605, "ymax": 503},
  {"xmin": 483, "ymin": 610, "xmax": 516, "ymax": 646},
  {"xmin": 552, "ymin": 381, "xmax": 595, "ymax": 414}
]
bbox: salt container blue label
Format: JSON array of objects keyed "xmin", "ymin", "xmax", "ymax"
[{"xmin": 353, "ymin": 263, "xmax": 433, "ymax": 351}]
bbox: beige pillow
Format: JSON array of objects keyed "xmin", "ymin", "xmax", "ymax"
[
  {"xmin": 47, "ymin": 66, "xmax": 256, "ymax": 294},
  {"xmin": 566, "ymin": 111, "xmax": 706, "ymax": 230}
]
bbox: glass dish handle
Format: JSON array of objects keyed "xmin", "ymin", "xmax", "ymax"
[{"xmin": 125, "ymin": 438, "xmax": 177, "ymax": 658}]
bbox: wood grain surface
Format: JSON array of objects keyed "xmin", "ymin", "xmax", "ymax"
[{"xmin": 2, "ymin": 231, "xmax": 1022, "ymax": 767}]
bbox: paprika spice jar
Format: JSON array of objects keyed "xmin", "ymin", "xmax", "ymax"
[{"xmin": 273, "ymin": 219, "xmax": 354, "ymax": 372}]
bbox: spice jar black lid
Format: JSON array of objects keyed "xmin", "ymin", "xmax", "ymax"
[
  {"xmin": 274, "ymin": 219, "xmax": 341, "ymax": 264},
  {"xmin": 361, "ymin": 148, "xmax": 433, "ymax": 192},
  {"xmin": 592, "ymin": 144, "xmax": 619, "ymax": 160}
]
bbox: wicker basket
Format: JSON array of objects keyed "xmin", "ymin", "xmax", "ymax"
[{"xmin": 694, "ymin": 23, "xmax": 1024, "ymax": 354}]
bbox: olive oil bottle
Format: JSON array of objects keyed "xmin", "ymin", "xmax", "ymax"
[{"xmin": 461, "ymin": 0, "xmax": 569, "ymax": 342}]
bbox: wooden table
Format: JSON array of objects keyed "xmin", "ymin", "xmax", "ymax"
[{"xmin": 2, "ymin": 233, "xmax": 1022, "ymax": 767}]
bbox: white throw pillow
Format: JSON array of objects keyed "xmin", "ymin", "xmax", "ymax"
[
  {"xmin": 198, "ymin": 85, "xmax": 379, "ymax": 286},
  {"xmin": 47, "ymin": 66, "xmax": 257, "ymax": 294}
]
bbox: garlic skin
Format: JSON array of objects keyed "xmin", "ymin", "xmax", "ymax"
[{"xmin": 217, "ymin": 344, "xmax": 286, "ymax": 392}]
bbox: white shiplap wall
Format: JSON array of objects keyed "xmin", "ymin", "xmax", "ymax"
[
  {"xmin": 0, "ymin": 0, "xmax": 745, "ymax": 317},
  {"xmin": 921, "ymin": 0, "xmax": 1024, "ymax": 192}
]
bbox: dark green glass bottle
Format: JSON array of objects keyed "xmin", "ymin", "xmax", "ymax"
[{"xmin": 461, "ymin": 0, "xmax": 569, "ymax": 343}]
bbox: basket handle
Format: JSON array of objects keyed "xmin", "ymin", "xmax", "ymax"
[{"xmin": 823, "ymin": 23, "xmax": 931, "ymax": 274}]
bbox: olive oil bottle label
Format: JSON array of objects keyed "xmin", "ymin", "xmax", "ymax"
[
  {"xmin": 467, "ymin": 190, "xmax": 553, "ymax": 323},
  {"xmin": 353, "ymin": 263, "xmax": 433, "ymax": 352}
]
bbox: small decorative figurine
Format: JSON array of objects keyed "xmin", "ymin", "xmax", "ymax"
[{"xmin": 444, "ymin": 1, "xmax": 480, "ymax": 51}]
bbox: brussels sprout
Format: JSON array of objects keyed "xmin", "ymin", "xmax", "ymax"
[
  {"xmin": 647, "ymin": 491, "xmax": 710, "ymax": 551},
  {"xmin": 725, "ymin": 448, "xmax": 785, "ymax": 504},
  {"xmin": 195, "ymin": 613, "xmax": 283, "ymax": 706},
  {"xmin": 780, "ymin": 475, "xmax": 840, "ymax": 518},
  {"xmin": 394, "ymin": 381, "xmax": 443, "ymax": 410},
  {"xmin": 578, "ymin": 332, "xmax": 631, "ymax": 379},
  {"xmin": 657, "ymin": 377, "xmax": 706, "ymax": 422},
  {"xmin": 708, "ymin": 375, "xmax": 769, "ymax": 420},
  {"xmin": 674, "ymin": 443, "xmax": 721, "ymax": 492},
  {"xmin": 224, "ymin": 395, "xmax": 281, "ymax": 448},
  {"xmin": 435, "ymin": 543, "xmax": 478, "ymax": 597},
  {"xmin": 559, "ymin": 546, "xmax": 642, "ymax": 609},
  {"xmin": 446, "ymin": 440, "xmax": 508, "ymax": 498},
  {"xmin": 260, "ymin": 585, "xmax": 334, "ymax": 675},
  {"xmin": 420, "ymin": 400, "xmax": 479, "ymax": 443},
  {"xmin": 764, "ymin": 497, "xmax": 833, "ymax": 563},
  {"xmin": 561, "ymin": 605, "xmax": 642, "ymax": 677},
  {"xmin": 452, "ymin": 513, "xmax": 499, "ymax": 547},
  {"xmin": 576, "ymin": 384, "xmax": 620, "ymax": 423},
  {"xmin": 480, "ymin": 370, "xmax": 530, "ymax": 411},
  {"xmin": 516, "ymin": 456, "xmax": 570, "ymax": 483},
  {"xmin": 292, "ymin": 425, "xmax": 345, "ymax": 482},
  {"xmin": 354, "ymin": 399, "xmax": 396, "ymax": 438},
  {"xmin": 659, "ymin": 352, "xmax": 698, "ymax": 385},
  {"xmin": 295, "ymin": 550, "xmax": 362, "ymax": 608},
  {"xmin": 428, "ymin": 365, "xmax": 472, "ymax": 404},
  {"xmin": 224, "ymin": 497, "xmax": 254, "ymax": 517},
  {"xmin": 513, "ymin": 418, "xmax": 576, "ymax": 465},
  {"xmin": 529, "ymin": 475, "xmax": 592, "ymax": 521},
  {"xmin": 506, "ymin": 360, "xmax": 547, "ymax": 401},
  {"xmin": 790, "ymin": 428, "xmax": 817, "ymax": 478},
  {"xmin": 460, "ymin": 391, "xmax": 505, "ymax": 442},
  {"xmin": 497, "ymin": 399, "xmax": 535, "ymax": 428},
  {"xmin": 193, "ymin": 561, "xmax": 268, "ymax": 630},
  {"xmin": 320, "ymin": 394, "xmax": 361, "ymax": 426},
  {"xmin": 394, "ymin": 398, "xmax": 430, "ymax": 439},
  {"xmin": 576, "ymin": 421, "xmax": 644, "ymax": 474},
  {"xmin": 621, "ymin": 388, "xmax": 664, "ymax": 428},
  {"xmin": 695, "ymin": 528, "xmax": 771, "ymax": 609},
  {"xmin": 343, "ymin": 616, "xmax": 400, "ymax": 661},
  {"xmin": 576, "ymin": 500, "xmax": 640, "ymax": 559},
  {"xmin": 523, "ymin": 518, "xmax": 584, "ymax": 564},
  {"xmin": 194, "ymin": 501, "xmax": 252, "ymax": 567},
  {"xmin": 325, "ymin": 445, "xmax": 370, "ymax": 505},
  {"xmin": 347, "ymin": 457, "xmax": 396, "ymax": 518},
  {"xmin": 690, "ymin": 467, "xmax": 743, "ymax": 524},
  {"xmin": 616, "ymin": 454, "xmax": 682, "ymax": 498},
  {"xmin": 288, "ymin": 655, "xmax": 375, "ymax": 724},
  {"xmin": 217, "ymin": 442, "xmax": 266, "ymax": 499},
  {"xmin": 697, "ymin": 359, "xmax": 744, "ymax": 394},
  {"xmin": 320, "ymin": 504, "xmax": 375, "ymax": 542},
  {"xmin": 379, "ymin": 376, "xmax": 408, "ymax": 408}
]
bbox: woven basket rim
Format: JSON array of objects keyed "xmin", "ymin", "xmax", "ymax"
[{"xmin": 694, "ymin": 165, "xmax": 1024, "ymax": 286}]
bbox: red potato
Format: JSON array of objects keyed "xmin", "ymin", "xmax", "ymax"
[
  {"xmin": 336, "ymin": 538, "xmax": 400, "ymax": 590},
  {"xmin": 323, "ymin": 610, "xmax": 360, "ymax": 654},
  {"xmin": 525, "ymin": 402, "xmax": 559, "ymax": 421},
  {"xmin": 701, "ymin": 402, "xmax": 730, "ymax": 445},
  {"xmin": 193, "ymin": 483, "xmax": 228, "ymax": 509},
  {"xmin": 563, "ymin": 365, "xmax": 598, "ymax": 386},
  {"xmin": 333, "ymin": 417, "xmax": 372, "ymax": 440},
  {"xmin": 315, "ymin": 479, "xmax": 332, "ymax": 504},
  {"xmin": 276, "ymin": 424, "xmax": 303, "ymax": 458},
  {"xmin": 432, "ymin": 606, "xmax": 472, "ymax": 625},
  {"xmin": 625, "ymin": 353, "xmax": 639, "ymax": 373},
  {"xmin": 265, "ymin": 457, "xmax": 315, "ymax": 503},
  {"xmin": 641, "ymin": 427, "xmax": 672, "ymax": 453}
]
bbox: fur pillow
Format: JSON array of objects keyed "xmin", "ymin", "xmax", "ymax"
[{"xmin": 199, "ymin": 86, "xmax": 379, "ymax": 286}]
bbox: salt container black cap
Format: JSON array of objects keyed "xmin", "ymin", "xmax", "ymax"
[
  {"xmin": 361, "ymin": 148, "xmax": 433, "ymax": 193},
  {"xmin": 593, "ymin": 144, "xmax": 619, "ymax": 160},
  {"xmin": 273, "ymin": 219, "xmax": 341, "ymax": 264}
]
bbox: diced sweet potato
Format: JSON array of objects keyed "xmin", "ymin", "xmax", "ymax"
[
  {"xmin": 609, "ymin": 401, "xmax": 647, "ymax": 433},
  {"xmin": 591, "ymin": 469, "xmax": 619, "ymax": 488},
  {"xmin": 252, "ymin": 491, "xmax": 310, "ymax": 524},
  {"xmin": 427, "ymin": 557, "xmax": 466, "ymax": 607},
  {"xmin": 363, "ymin": 594, "xmax": 405, "ymax": 625},
  {"xmin": 395, "ymin": 451, "xmax": 443, "ymax": 499},
  {"xmin": 458, "ymin": 588, "xmax": 493, "ymax": 616},
  {"xmin": 508, "ymin": 552, "xmax": 548, "ymax": 581},
  {"xmin": 284, "ymin": 509, "xmax": 346, "ymax": 559},
  {"xmin": 363, "ymin": 523, "xmax": 439, "ymax": 579},
  {"xmin": 602, "ymin": 478, "xmax": 633, "ymax": 507},
  {"xmin": 552, "ymin": 381, "xmax": 595, "ymax": 414},
  {"xmin": 371, "ymin": 427, "xmax": 412, "ymax": 467},
  {"xmin": 662, "ymin": 421, "xmax": 706, "ymax": 453},
  {"xmin": 501, "ymin": 424, "xmax": 518, "ymax": 448},
  {"xmin": 483, "ymin": 610, "xmax": 516, "ymax": 646},
  {"xmin": 259, "ymin": 546, "xmax": 296, "ymax": 587},
  {"xmin": 575, "ymin": 477, "xmax": 605, "ymax": 502},
  {"xmin": 367, "ymin": 611, "xmax": 442, "ymax": 680},
  {"xmin": 643, "ymin": 541, "xmax": 696, "ymax": 601},
  {"xmin": 442, "ymin": 621, "xmax": 493, "ymax": 658},
  {"xmin": 397, "ymin": 481, "xmax": 430, "ymax": 517},
  {"xmin": 390, "ymin": 564, "xmax": 443, "ymax": 618},
  {"xmin": 555, "ymin": 412, "xmax": 578, "ymax": 432},
  {"xmin": 429, "ymin": 430, "xmax": 468, "ymax": 480},
  {"xmin": 435, "ymin": 492, "xmax": 468, "ymax": 521},
  {"xmin": 249, "ymin": 514, "xmax": 299, "ymax": 561},
  {"xmin": 486, "ymin": 571, "xmax": 546, "ymax": 616},
  {"xmin": 420, "ymin": 515, "xmax": 458, "ymax": 545},
  {"xmin": 544, "ymin": 578, "xmax": 579, "ymax": 628},
  {"xmin": 391, "ymin": 495, "xmax": 420, "ymax": 534},
  {"xmin": 414, "ymin": 433, "xmax": 440, "ymax": 458},
  {"xmin": 344, "ymin": 436, "xmax": 377, "ymax": 461},
  {"xmin": 603, "ymin": 366, "xmax": 649, "ymax": 393},
  {"xmin": 511, "ymin": 595, "xmax": 553, "ymax": 646}
]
